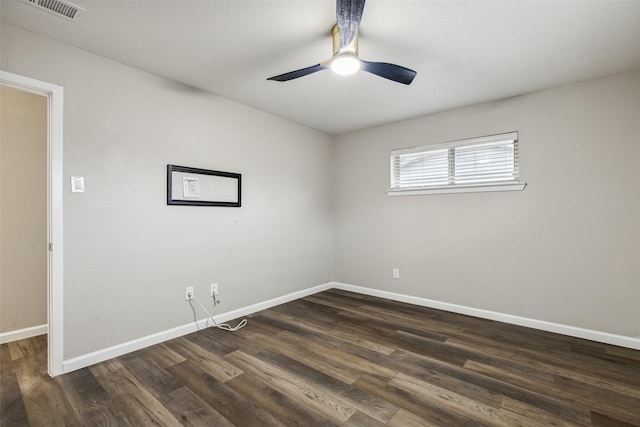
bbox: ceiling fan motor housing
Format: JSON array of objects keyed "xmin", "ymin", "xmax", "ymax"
[{"xmin": 332, "ymin": 24, "xmax": 358, "ymax": 56}]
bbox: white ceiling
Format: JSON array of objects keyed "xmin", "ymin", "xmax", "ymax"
[{"xmin": 2, "ymin": 0, "xmax": 639, "ymax": 135}]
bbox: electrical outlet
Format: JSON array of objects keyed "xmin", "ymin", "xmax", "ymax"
[
  {"xmin": 185, "ymin": 286, "xmax": 194, "ymax": 301},
  {"xmin": 393, "ymin": 269, "xmax": 400, "ymax": 279},
  {"xmin": 210, "ymin": 283, "xmax": 219, "ymax": 297}
]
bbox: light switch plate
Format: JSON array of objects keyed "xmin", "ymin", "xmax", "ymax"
[{"xmin": 71, "ymin": 176, "xmax": 85, "ymax": 193}]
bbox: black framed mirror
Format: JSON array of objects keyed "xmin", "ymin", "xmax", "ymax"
[{"xmin": 167, "ymin": 165, "xmax": 241, "ymax": 207}]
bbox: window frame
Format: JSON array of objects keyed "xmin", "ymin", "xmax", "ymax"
[{"xmin": 388, "ymin": 131, "xmax": 526, "ymax": 196}]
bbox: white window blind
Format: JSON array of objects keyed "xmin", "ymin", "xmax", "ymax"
[{"xmin": 389, "ymin": 132, "xmax": 525, "ymax": 195}]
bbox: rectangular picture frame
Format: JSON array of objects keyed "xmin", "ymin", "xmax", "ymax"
[{"xmin": 167, "ymin": 164, "xmax": 241, "ymax": 207}]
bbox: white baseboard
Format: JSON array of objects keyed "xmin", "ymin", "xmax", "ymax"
[
  {"xmin": 62, "ymin": 282, "xmax": 334, "ymax": 374},
  {"xmin": 61, "ymin": 279, "xmax": 639, "ymax": 374},
  {"xmin": 332, "ymin": 282, "xmax": 640, "ymax": 351},
  {"xmin": 0, "ymin": 324, "xmax": 47, "ymax": 344}
]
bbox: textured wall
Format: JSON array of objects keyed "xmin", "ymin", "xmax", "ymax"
[
  {"xmin": 1, "ymin": 24, "xmax": 334, "ymax": 359},
  {"xmin": 333, "ymin": 71, "xmax": 640, "ymax": 339},
  {"xmin": 0, "ymin": 85, "xmax": 48, "ymax": 333}
]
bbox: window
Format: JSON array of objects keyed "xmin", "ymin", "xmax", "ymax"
[{"xmin": 389, "ymin": 132, "xmax": 526, "ymax": 195}]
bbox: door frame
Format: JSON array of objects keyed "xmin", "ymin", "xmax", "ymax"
[{"xmin": 1, "ymin": 71, "xmax": 64, "ymax": 376}]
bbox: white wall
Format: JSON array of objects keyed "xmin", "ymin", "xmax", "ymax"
[
  {"xmin": 333, "ymin": 71, "xmax": 640, "ymax": 339},
  {"xmin": 0, "ymin": 85, "xmax": 47, "ymax": 333},
  {"xmin": 1, "ymin": 24, "xmax": 334, "ymax": 359}
]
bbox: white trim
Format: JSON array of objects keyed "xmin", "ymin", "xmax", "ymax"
[
  {"xmin": 1, "ymin": 71, "xmax": 64, "ymax": 376},
  {"xmin": 209, "ymin": 282, "xmax": 334, "ymax": 325},
  {"xmin": 388, "ymin": 182, "xmax": 526, "ymax": 196},
  {"xmin": 332, "ymin": 282, "xmax": 640, "ymax": 351},
  {"xmin": 61, "ymin": 279, "xmax": 640, "ymax": 374},
  {"xmin": 62, "ymin": 282, "xmax": 334, "ymax": 373},
  {"xmin": 0, "ymin": 324, "xmax": 48, "ymax": 344}
]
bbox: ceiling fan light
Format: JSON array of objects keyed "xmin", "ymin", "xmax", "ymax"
[{"xmin": 331, "ymin": 53, "xmax": 361, "ymax": 76}]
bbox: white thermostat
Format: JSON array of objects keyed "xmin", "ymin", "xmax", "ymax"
[{"xmin": 183, "ymin": 177, "xmax": 200, "ymax": 198}]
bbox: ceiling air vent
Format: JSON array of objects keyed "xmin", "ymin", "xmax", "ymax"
[{"xmin": 21, "ymin": 0, "xmax": 84, "ymax": 21}]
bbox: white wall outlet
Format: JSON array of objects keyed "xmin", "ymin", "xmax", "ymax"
[
  {"xmin": 210, "ymin": 283, "xmax": 219, "ymax": 297},
  {"xmin": 185, "ymin": 286, "xmax": 194, "ymax": 300},
  {"xmin": 393, "ymin": 269, "xmax": 400, "ymax": 279}
]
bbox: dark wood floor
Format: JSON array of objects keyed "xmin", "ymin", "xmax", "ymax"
[{"xmin": 2, "ymin": 289, "xmax": 640, "ymax": 426}]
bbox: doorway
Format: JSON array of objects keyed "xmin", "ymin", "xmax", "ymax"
[{"xmin": 0, "ymin": 71, "xmax": 64, "ymax": 376}]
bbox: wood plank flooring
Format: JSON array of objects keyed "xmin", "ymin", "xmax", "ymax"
[{"xmin": 2, "ymin": 289, "xmax": 639, "ymax": 426}]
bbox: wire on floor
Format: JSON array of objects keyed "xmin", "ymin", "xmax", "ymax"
[{"xmin": 192, "ymin": 295, "xmax": 247, "ymax": 332}]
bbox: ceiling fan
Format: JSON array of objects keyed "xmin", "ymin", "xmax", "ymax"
[{"xmin": 267, "ymin": 0, "xmax": 417, "ymax": 85}]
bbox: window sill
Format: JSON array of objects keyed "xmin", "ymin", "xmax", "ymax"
[{"xmin": 387, "ymin": 181, "xmax": 526, "ymax": 196}]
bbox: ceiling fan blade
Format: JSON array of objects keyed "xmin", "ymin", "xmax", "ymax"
[
  {"xmin": 337, "ymin": 0, "xmax": 365, "ymax": 49},
  {"xmin": 360, "ymin": 60, "xmax": 417, "ymax": 85},
  {"xmin": 267, "ymin": 64, "xmax": 328, "ymax": 82}
]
